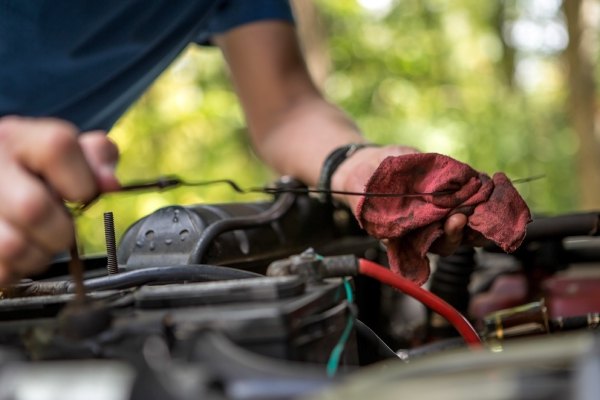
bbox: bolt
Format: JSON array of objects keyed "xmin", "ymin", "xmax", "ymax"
[{"xmin": 104, "ymin": 212, "xmax": 119, "ymax": 275}]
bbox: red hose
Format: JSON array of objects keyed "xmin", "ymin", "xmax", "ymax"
[{"xmin": 358, "ymin": 258, "xmax": 482, "ymax": 348}]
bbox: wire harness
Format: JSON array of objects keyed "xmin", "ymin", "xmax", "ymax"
[{"xmin": 267, "ymin": 251, "xmax": 482, "ymax": 348}]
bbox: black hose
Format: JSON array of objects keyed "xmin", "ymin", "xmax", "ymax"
[
  {"xmin": 429, "ymin": 246, "xmax": 476, "ymax": 315},
  {"xmin": 483, "ymin": 213, "xmax": 600, "ymax": 254},
  {"xmin": 66, "ymin": 265, "xmax": 262, "ymax": 293},
  {"xmin": 427, "ymin": 246, "xmax": 476, "ymax": 339},
  {"xmin": 190, "ymin": 192, "xmax": 296, "ymax": 264},
  {"xmin": 525, "ymin": 212, "xmax": 600, "ymax": 241}
]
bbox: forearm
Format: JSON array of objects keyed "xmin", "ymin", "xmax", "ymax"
[
  {"xmin": 250, "ymin": 96, "xmax": 417, "ymax": 210},
  {"xmin": 216, "ymin": 21, "xmax": 415, "ymax": 203},
  {"xmin": 250, "ymin": 95, "xmax": 365, "ymax": 187}
]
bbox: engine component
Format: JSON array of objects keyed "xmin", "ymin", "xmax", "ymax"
[
  {"xmin": 543, "ymin": 275, "xmax": 600, "ymax": 318},
  {"xmin": 482, "ymin": 300, "xmax": 550, "ymax": 341},
  {"xmin": 427, "ymin": 246, "xmax": 476, "ymax": 339},
  {"xmin": 481, "ymin": 300, "xmax": 599, "ymax": 342},
  {"xmin": 117, "ymin": 194, "xmax": 341, "ymax": 272},
  {"xmin": 2, "ymin": 188, "xmax": 600, "ymax": 400}
]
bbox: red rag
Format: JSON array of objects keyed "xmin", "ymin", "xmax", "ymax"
[{"xmin": 356, "ymin": 153, "xmax": 531, "ymax": 286}]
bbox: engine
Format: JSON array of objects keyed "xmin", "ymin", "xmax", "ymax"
[{"xmin": 0, "ymin": 181, "xmax": 598, "ymax": 400}]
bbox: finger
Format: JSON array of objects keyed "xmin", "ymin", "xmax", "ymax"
[
  {"xmin": 0, "ymin": 116, "xmax": 99, "ymax": 202},
  {"xmin": 0, "ymin": 162, "xmax": 74, "ymax": 254},
  {"xmin": 79, "ymin": 131, "xmax": 121, "ymax": 192},
  {"xmin": 0, "ymin": 219, "xmax": 53, "ymax": 282},
  {"xmin": 445, "ymin": 213, "xmax": 468, "ymax": 237},
  {"xmin": 430, "ymin": 214, "xmax": 468, "ymax": 256}
]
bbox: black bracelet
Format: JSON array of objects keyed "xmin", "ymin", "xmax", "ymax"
[{"xmin": 317, "ymin": 143, "xmax": 379, "ymax": 203}]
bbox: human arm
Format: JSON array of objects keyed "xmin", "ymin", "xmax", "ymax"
[
  {"xmin": 0, "ymin": 116, "xmax": 120, "ymax": 283},
  {"xmin": 214, "ymin": 21, "xmax": 468, "ymax": 255}
]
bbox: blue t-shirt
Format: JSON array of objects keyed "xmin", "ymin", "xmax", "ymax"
[{"xmin": 0, "ymin": 0, "xmax": 293, "ymax": 131}]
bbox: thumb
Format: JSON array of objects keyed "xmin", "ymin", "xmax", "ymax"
[{"xmin": 78, "ymin": 131, "xmax": 121, "ymax": 193}]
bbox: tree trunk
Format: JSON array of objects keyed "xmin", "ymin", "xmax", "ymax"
[
  {"xmin": 493, "ymin": 1, "xmax": 516, "ymax": 88},
  {"xmin": 563, "ymin": 0, "xmax": 600, "ymax": 210}
]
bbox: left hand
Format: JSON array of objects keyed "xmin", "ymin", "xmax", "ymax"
[{"xmin": 0, "ymin": 116, "xmax": 120, "ymax": 283}]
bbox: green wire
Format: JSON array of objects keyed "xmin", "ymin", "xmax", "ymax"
[
  {"xmin": 343, "ymin": 277, "xmax": 354, "ymax": 303},
  {"xmin": 326, "ymin": 278, "xmax": 355, "ymax": 377}
]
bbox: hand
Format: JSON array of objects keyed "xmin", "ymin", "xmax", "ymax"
[
  {"xmin": 330, "ymin": 145, "xmax": 485, "ymax": 255},
  {"xmin": 0, "ymin": 116, "xmax": 120, "ymax": 283}
]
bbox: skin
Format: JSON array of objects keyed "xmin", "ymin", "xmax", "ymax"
[
  {"xmin": 0, "ymin": 20, "xmax": 467, "ymax": 283},
  {"xmin": 0, "ymin": 116, "xmax": 120, "ymax": 283}
]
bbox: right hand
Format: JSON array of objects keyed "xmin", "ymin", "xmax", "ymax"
[
  {"xmin": 331, "ymin": 144, "xmax": 489, "ymax": 257},
  {"xmin": 0, "ymin": 116, "xmax": 120, "ymax": 283}
]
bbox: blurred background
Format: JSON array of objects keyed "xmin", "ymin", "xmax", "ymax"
[{"xmin": 77, "ymin": 0, "xmax": 600, "ymax": 254}]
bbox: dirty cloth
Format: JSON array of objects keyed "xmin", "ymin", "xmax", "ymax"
[{"xmin": 356, "ymin": 153, "xmax": 531, "ymax": 286}]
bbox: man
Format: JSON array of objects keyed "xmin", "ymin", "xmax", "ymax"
[{"xmin": 0, "ymin": 0, "xmax": 468, "ymax": 282}]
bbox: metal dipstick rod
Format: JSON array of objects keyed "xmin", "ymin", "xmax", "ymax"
[
  {"xmin": 68, "ymin": 234, "xmax": 86, "ymax": 303},
  {"xmin": 72, "ymin": 174, "xmax": 544, "ymax": 217}
]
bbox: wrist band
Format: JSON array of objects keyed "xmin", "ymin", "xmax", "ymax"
[{"xmin": 317, "ymin": 143, "xmax": 379, "ymax": 203}]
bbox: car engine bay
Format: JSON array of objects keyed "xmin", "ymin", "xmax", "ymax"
[{"xmin": 0, "ymin": 178, "xmax": 599, "ymax": 400}]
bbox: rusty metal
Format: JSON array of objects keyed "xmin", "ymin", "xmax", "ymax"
[
  {"xmin": 482, "ymin": 300, "xmax": 550, "ymax": 341},
  {"xmin": 61, "ymin": 224, "xmax": 112, "ymax": 339},
  {"xmin": 104, "ymin": 212, "xmax": 118, "ymax": 275},
  {"xmin": 68, "ymin": 231, "xmax": 86, "ymax": 304}
]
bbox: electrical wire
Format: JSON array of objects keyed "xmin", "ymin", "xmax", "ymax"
[
  {"xmin": 326, "ymin": 278, "xmax": 355, "ymax": 377},
  {"xmin": 358, "ymin": 258, "xmax": 482, "ymax": 348}
]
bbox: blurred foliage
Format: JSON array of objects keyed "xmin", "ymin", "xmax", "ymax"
[
  {"xmin": 315, "ymin": 0, "xmax": 576, "ymax": 212},
  {"xmin": 77, "ymin": 0, "xmax": 580, "ymax": 254}
]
